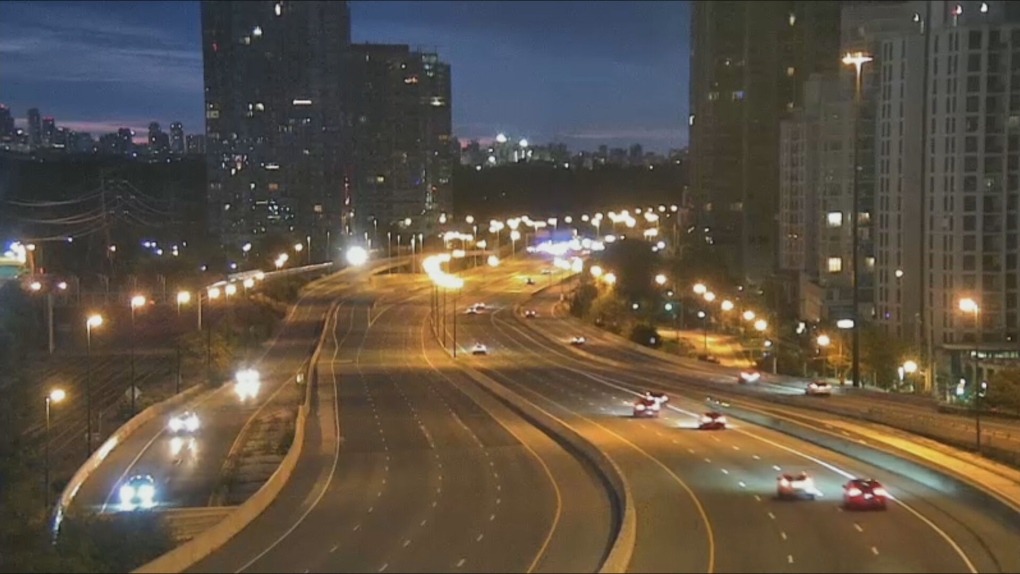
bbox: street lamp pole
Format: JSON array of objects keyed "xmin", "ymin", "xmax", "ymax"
[
  {"xmin": 453, "ymin": 289, "xmax": 459, "ymax": 358},
  {"xmin": 843, "ymin": 51, "xmax": 872, "ymax": 389},
  {"xmin": 85, "ymin": 315, "xmax": 102, "ymax": 455},
  {"xmin": 973, "ymin": 306, "xmax": 983, "ymax": 454}
]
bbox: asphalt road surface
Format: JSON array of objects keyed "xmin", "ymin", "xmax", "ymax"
[
  {"xmin": 67, "ymin": 261, "xmax": 407, "ymax": 515},
  {"xmin": 188, "ymin": 260, "xmax": 614, "ymax": 573},
  {"xmin": 452, "ymin": 259, "xmax": 1020, "ymax": 573}
]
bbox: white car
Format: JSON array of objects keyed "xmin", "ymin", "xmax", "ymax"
[
  {"xmin": 540, "ymin": 269, "xmax": 552, "ymax": 275},
  {"xmin": 570, "ymin": 336, "xmax": 586, "ymax": 345},
  {"xmin": 235, "ymin": 368, "xmax": 261, "ymax": 400},
  {"xmin": 806, "ymin": 381, "xmax": 832, "ymax": 396},
  {"xmin": 777, "ymin": 472, "xmax": 820, "ymax": 500},
  {"xmin": 167, "ymin": 411, "xmax": 200, "ymax": 434},
  {"xmin": 474, "ymin": 302, "xmax": 487, "ymax": 310},
  {"xmin": 119, "ymin": 474, "xmax": 157, "ymax": 509},
  {"xmin": 645, "ymin": 391, "xmax": 669, "ymax": 405},
  {"xmin": 738, "ymin": 369, "xmax": 761, "ymax": 384},
  {"xmin": 466, "ymin": 306, "xmax": 479, "ymax": 314},
  {"xmin": 471, "ymin": 343, "xmax": 489, "ymax": 355}
]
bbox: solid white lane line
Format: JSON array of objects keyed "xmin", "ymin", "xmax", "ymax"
[
  {"xmin": 854, "ymin": 523, "xmax": 863, "ymax": 533},
  {"xmin": 780, "ymin": 531, "xmax": 787, "ymax": 541}
]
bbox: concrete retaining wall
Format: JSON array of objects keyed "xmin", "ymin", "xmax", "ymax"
[{"xmin": 132, "ymin": 301, "xmax": 339, "ymax": 573}]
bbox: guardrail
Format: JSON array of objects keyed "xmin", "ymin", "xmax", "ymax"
[
  {"xmin": 133, "ymin": 300, "xmax": 338, "ymax": 573},
  {"xmin": 52, "ymin": 384, "xmax": 211, "ymax": 534}
]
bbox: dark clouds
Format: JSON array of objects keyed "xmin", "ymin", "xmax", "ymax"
[{"xmin": 0, "ymin": 0, "xmax": 690, "ymax": 151}]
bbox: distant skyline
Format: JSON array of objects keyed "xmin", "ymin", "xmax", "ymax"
[{"xmin": 0, "ymin": 1, "xmax": 690, "ymax": 152}]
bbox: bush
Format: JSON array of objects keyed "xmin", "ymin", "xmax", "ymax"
[{"xmin": 629, "ymin": 323, "xmax": 662, "ymax": 348}]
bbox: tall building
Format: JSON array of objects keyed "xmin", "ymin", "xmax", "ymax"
[
  {"xmin": 346, "ymin": 43, "xmax": 452, "ymax": 234},
  {"xmin": 148, "ymin": 122, "xmax": 170, "ymax": 156},
  {"xmin": 689, "ymin": 1, "xmax": 842, "ymax": 284},
  {"xmin": 27, "ymin": 108, "xmax": 41, "ymax": 149},
  {"xmin": 170, "ymin": 122, "xmax": 185, "ymax": 154},
  {"xmin": 201, "ymin": 0, "xmax": 351, "ymax": 247},
  {"xmin": 41, "ymin": 117, "xmax": 56, "ymax": 147},
  {"xmin": 186, "ymin": 134, "xmax": 206, "ymax": 155},
  {"xmin": 0, "ymin": 104, "xmax": 14, "ymax": 139},
  {"xmin": 779, "ymin": 2, "xmax": 918, "ymax": 323}
]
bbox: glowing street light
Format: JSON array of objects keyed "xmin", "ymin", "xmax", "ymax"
[
  {"xmin": 754, "ymin": 319, "xmax": 768, "ymax": 332},
  {"xmin": 720, "ymin": 300, "xmax": 734, "ymax": 312},
  {"xmin": 817, "ymin": 334, "xmax": 831, "ymax": 347},
  {"xmin": 590, "ymin": 265, "xmax": 604, "ymax": 278},
  {"xmin": 85, "ymin": 314, "xmax": 103, "ymax": 454},
  {"xmin": 693, "ymin": 283, "xmax": 707, "ymax": 295},
  {"xmin": 346, "ymin": 246, "xmax": 369, "ymax": 266},
  {"xmin": 225, "ymin": 283, "xmax": 238, "ymax": 297},
  {"xmin": 655, "ymin": 273, "xmax": 667, "ymax": 286},
  {"xmin": 903, "ymin": 360, "xmax": 918, "ymax": 374},
  {"xmin": 44, "ymin": 387, "xmax": 67, "ymax": 509},
  {"xmin": 743, "ymin": 310, "xmax": 756, "ymax": 321},
  {"xmin": 604, "ymin": 273, "xmax": 617, "ymax": 286}
]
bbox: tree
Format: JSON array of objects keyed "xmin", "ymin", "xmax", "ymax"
[
  {"xmin": 987, "ymin": 368, "xmax": 1020, "ymax": 415},
  {"xmin": 569, "ymin": 282, "xmax": 599, "ymax": 319},
  {"xmin": 596, "ymin": 239, "xmax": 662, "ymax": 304},
  {"xmin": 629, "ymin": 323, "xmax": 662, "ymax": 348},
  {"xmin": 180, "ymin": 328, "xmax": 236, "ymax": 383},
  {"xmin": 859, "ymin": 326, "xmax": 911, "ymax": 388}
]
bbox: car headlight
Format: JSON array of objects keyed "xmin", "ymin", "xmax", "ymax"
[
  {"xmin": 168, "ymin": 419, "xmax": 181, "ymax": 432},
  {"xmin": 186, "ymin": 416, "xmax": 200, "ymax": 431},
  {"xmin": 635, "ymin": 404, "xmax": 645, "ymax": 410},
  {"xmin": 717, "ymin": 416, "xmax": 727, "ymax": 424},
  {"xmin": 846, "ymin": 487, "xmax": 863, "ymax": 497},
  {"xmin": 119, "ymin": 484, "xmax": 136, "ymax": 503},
  {"xmin": 138, "ymin": 484, "xmax": 156, "ymax": 503},
  {"xmin": 779, "ymin": 478, "xmax": 790, "ymax": 487},
  {"xmin": 873, "ymin": 488, "xmax": 888, "ymax": 497},
  {"xmin": 700, "ymin": 416, "xmax": 711, "ymax": 423}
]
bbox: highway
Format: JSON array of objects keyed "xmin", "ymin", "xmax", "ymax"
[
  {"xmin": 454, "ymin": 260, "xmax": 1020, "ymax": 573},
  {"xmin": 66, "ymin": 261, "xmax": 409, "ymax": 515},
  {"xmin": 538, "ymin": 278, "xmax": 1020, "ymax": 457},
  {"xmin": 188, "ymin": 259, "xmax": 614, "ymax": 573}
]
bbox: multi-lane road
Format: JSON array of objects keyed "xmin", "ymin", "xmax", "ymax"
[
  {"xmin": 466, "ymin": 277, "xmax": 1020, "ymax": 573},
  {"xmin": 189, "ymin": 260, "xmax": 614, "ymax": 573},
  {"xmin": 75, "ymin": 253, "xmax": 1020, "ymax": 573},
  {"xmin": 67, "ymin": 260, "xmax": 407, "ymax": 515}
]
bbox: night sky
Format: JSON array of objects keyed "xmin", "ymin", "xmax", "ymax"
[{"xmin": 0, "ymin": 1, "xmax": 690, "ymax": 151}]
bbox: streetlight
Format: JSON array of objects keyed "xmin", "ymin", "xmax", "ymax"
[
  {"xmin": 697, "ymin": 310, "xmax": 708, "ymax": 352},
  {"xmin": 176, "ymin": 290, "xmax": 191, "ymax": 315},
  {"xmin": 720, "ymin": 300, "xmax": 734, "ymax": 312},
  {"xmin": 129, "ymin": 295, "xmax": 146, "ymax": 416},
  {"xmin": 817, "ymin": 334, "xmax": 831, "ymax": 377},
  {"xmin": 958, "ymin": 297, "xmax": 983, "ymax": 453},
  {"xmin": 703, "ymin": 291, "xmax": 716, "ymax": 303},
  {"xmin": 655, "ymin": 273, "xmax": 667, "ymax": 286},
  {"xmin": 85, "ymin": 314, "xmax": 103, "ymax": 455},
  {"xmin": 44, "ymin": 388, "xmax": 66, "ymax": 509},
  {"xmin": 693, "ymin": 283, "xmax": 707, "ymax": 295},
  {"xmin": 842, "ymin": 50, "xmax": 873, "ymax": 390}
]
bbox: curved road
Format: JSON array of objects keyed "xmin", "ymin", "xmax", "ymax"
[
  {"xmin": 456, "ymin": 261, "xmax": 1020, "ymax": 573},
  {"xmin": 187, "ymin": 262, "xmax": 614, "ymax": 573},
  {"xmin": 67, "ymin": 261, "xmax": 412, "ymax": 515}
]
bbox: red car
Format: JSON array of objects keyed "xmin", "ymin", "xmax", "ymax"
[
  {"xmin": 698, "ymin": 411, "xmax": 727, "ymax": 430},
  {"xmin": 843, "ymin": 478, "xmax": 889, "ymax": 510},
  {"xmin": 633, "ymin": 398, "xmax": 661, "ymax": 418}
]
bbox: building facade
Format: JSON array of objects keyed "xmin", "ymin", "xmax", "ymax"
[
  {"xmin": 689, "ymin": 1, "xmax": 843, "ymax": 284},
  {"xmin": 170, "ymin": 122, "xmax": 185, "ymax": 154},
  {"xmin": 201, "ymin": 0, "xmax": 351, "ymax": 247},
  {"xmin": 346, "ymin": 43, "xmax": 452, "ymax": 235}
]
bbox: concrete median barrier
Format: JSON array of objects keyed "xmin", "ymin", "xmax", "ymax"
[
  {"xmin": 53, "ymin": 383, "xmax": 212, "ymax": 532},
  {"xmin": 132, "ymin": 301, "xmax": 339, "ymax": 573},
  {"xmin": 452, "ymin": 363, "xmax": 636, "ymax": 574}
]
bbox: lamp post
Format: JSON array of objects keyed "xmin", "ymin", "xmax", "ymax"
[
  {"xmin": 85, "ymin": 314, "xmax": 103, "ymax": 455},
  {"xmin": 206, "ymin": 287, "xmax": 222, "ymax": 381},
  {"xmin": 698, "ymin": 311, "xmax": 708, "ymax": 352},
  {"xmin": 44, "ymin": 388, "xmax": 66, "ymax": 509},
  {"xmin": 817, "ymin": 334, "xmax": 831, "ymax": 377},
  {"xmin": 959, "ymin": 297, "xmax": 982, "ymax": 453},
  {"xmin": 176, "ymin": 291, "xmax": 191, "ymax": 394},
  {"xmin": 129, "ymin": 295, "xmax": 146, "ymax": 415},
  {"xmin": 842, "ymin": 50, "xmax": 873, "ymax": 389}
]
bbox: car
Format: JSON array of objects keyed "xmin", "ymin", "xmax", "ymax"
[
  {"xmin": 167, "ymin": 411, "xmax": 200, "ymax": 434},
  {"xmin": 471, "ymin": 343, "xmax": 489, "ymax": 355},
  {"xmin": 645, "ymin": 391, "xmax": 669, "ymax": 405},
  {"xmin": 633, "ymin": 398, "xmax": 661, "ymax": 418},
  {"xmin": 524, "ymin": 309, "xmax": 537, "ymax": 318},
  {"xmin": 806, "ymin": 381, "xmax": 833, "ymax": 396},
  {"xmin": 540, "ymin": 269, "xmax": 552, "ymax": 275},
  {"xmin": 843, "ymin": 478, "xmax": 889, "ymax": 510},
  {"xmin": 738, "ymin": 369, "xmax": 761, "ymax": 384},
  {"xmin": 474, "ymin": 302, "xmax": 487, "ymax": 310},
  {"xmin": 235, "ymin": 368, "xmax": 261, "ymax": 400},
  {"xmin": 466, "ymin": 306, "xmax": 479, "ymax": 314},
  {"xmin": 698, "ymin": 411, "xmax": 727, "ymax": 430},
  {"xmin": 570, "ymin": 336, "xmax": 586, "ymax": 345},
  {"xmin": 777, "ymin": 472, "xmax": 819, "ymax": 500},
  {"xmin": 118, "ymin": 474, "xmax": 157, "ymax": 509},
  {"xmin": 697, "ymin": 353, "xmax": 720, "ymax": 364},
  {"xmin": 526, "ymin": 277, "xmax": 536, "ymax": 285}
]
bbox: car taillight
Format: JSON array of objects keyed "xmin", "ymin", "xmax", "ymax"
[
  {"xmin": 873, "ymin": 488, "xmax": 888, "ymax": 497},
  {"xmin": 846, "ymin": 487, "xmax": 862, "ymax": 497},
  {"xmin": 779, "ymin": 478, "xmax": 790, "ymax": 486}
]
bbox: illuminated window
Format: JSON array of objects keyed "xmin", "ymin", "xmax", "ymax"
[
  {"xmin": 789, "ymin": 13, "xmax": 797, "ymax": 26},
  {"xmin": 275, "ymin": 3, "xmax": 282, "ymax": 16},
  {"xmin": 866, "ymin": 257, "xmax": 876, "ymax": 269},
  {"xmin": 708, "ymin": 91, "xmax": 720, "ymax": 101},
  {"xmin": 828, "ymin": 257, "xmax": 843, "ymax": 273},
  {"xmin": 787, "ymin": 67, "xmax": 796, "ymax": 77},
  {"xmin": 689, "ymin": 114, "xmax": 695, "ymax": 126},
  {"xmin": 827, "ymin": 212, "xmax": 843, "ymax": 227},
  {"xmin": 268, "ymin": 183, "xmax": 279, "ymax": 191}
]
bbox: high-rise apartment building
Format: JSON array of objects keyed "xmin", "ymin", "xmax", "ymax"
[
  {"xmin": 201, "ymin": 0, "xmax": 351, "ymax": 247},
  {"xmin": 27, "ymin": 108, "xmax": 41, "ymax": 149},
  {"xmin": 41, "ymin": 117, "xmax": 56, "ymax": 147},
  {"xmin": 346, "ymin": 43, "xmax": 452, "ymax": 234},
  {"xmin": 689, "ymin": 1, "xmax": 842, "ymax": 284},
  {"xmin": 170, "ymin": 121, "xmax": 185, "ymax": 154},
  {"xmin": 0, "ymin": 105, "xmax": 14, "ymax": 139},
  {"xmin": 186, "ymin": 134, "xmax": 206, "ymax": 155}
]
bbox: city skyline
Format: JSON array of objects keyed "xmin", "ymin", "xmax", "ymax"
[{"xmin": 0, "ymin": 0, "xmax": 691, "ymax": 153}]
